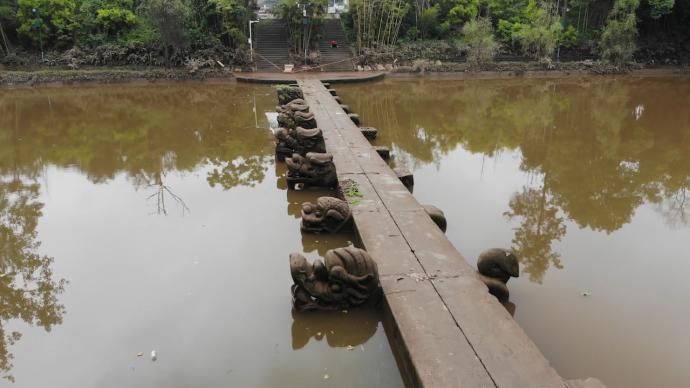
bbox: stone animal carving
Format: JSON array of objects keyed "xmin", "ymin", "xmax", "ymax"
[
  {"xmin": 301, "ymin": 197, "xmax": 352, "ymax": 233},
  {"xmin": 275, "ymin": 126, "xmax": 326, "ymax": 159},
  {"xmin": 477, "ymin": 248, "xmax": 519, "ymax": 302},
  {"xmin": 285, "ymin": 152, "xmax": 337, "ymax": 188},
  {"xmin": 422, "ymin": 204, "xmax": 447, "ymax": 233},
  {"xmin": 277, "ymin": 86, "xmax": 304, "ymax": 105},
  {"xmin": 277, "ymin": 100, "xmax": 317, "ymax": 129},
  {"xmin": 290, "ymin": 247, "xmax": 380, "ymax": 311}
]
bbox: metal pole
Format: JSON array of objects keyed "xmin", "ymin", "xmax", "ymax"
[
  {"xmin": 249, "ymin": 20, "xmax": 260, "ymax": 64},
  {"xmin": 249, "ymin": 20, "xmax": 254, "ymax": 62}
]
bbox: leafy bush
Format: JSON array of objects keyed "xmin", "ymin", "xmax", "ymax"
[
  {"xmin": 419, "ymin": 5, "xmax": 440, "ymax": 39},
  {"xmin": 516, "ymin": 2, "xmax": 562, "ymax": 59},
  {"xmin": 648, "ymin": 0, "xmax": 674, "ymax": 19},
  {"xmin": 16, "ymin": 0, "xmax": 79, "ymax": 47},
  {"xmin": 559, "ymin": 25, "xmax": 579, "ymax": 48},
  {"xmin": 462, "ymin": 17, "xmax": 499, "ymax": 66},
  {"xmin": 600, "ymin": 0, "xmax": 639, "ymax": 66}
]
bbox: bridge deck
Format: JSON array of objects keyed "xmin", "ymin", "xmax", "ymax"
[{"xmin": 298, "ymin": 79, "xmax": 576, "ymax": 387}]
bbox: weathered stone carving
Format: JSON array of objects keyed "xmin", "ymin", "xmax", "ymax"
[
  {"xmin": 279, "ymin": 98, "xmax": 309, "ymax": 113},
  {"xmin": 275, "ymin": 126, "xmax": 326, "ymax": 159},
  {"xmin": 293, "ymin": 110, "xmax": 317, "ymax": 128},
  {"xmin": 394, "ymin": 167, "xmax": 414, "ymax": 192},
  {"xmin": 301, "ymin": 197, "xmax": 352, "ymax": 233},
  {"xmin": 373, "ymin": 145, "xmax": 390, "ymax": 160},
  {"xmin": 277, "ymin": 100, "xmax": 317, "ymax": 130},
  {"xmin": 477, "ymin": 248, "xmax": 519, "ymax": 302},
  {"xmin": 360, "ymin": 127, "xmax": 378, "ymax": 140},
  {"xmin": 290, "ymin": 247, "xmax": 380, "ymax": 311},
  {"xmin": 348, "ymin": 113, "xmax": 361, "ymax": 125},
  {"xmin": 285, "ymin": 152, "xmax": 337, "ymax": 188},
  {"xmin": 277, "ymin": 85, "xmax": 304, "ymax": 105},
  {"xmin": 423, "ymin": 204, "xmax": 447, "ymax": 233}
]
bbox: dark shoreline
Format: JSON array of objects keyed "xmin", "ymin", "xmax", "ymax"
[
  {"xmin": 1, "ymin": 63, "xmax": 688, "ymax": 88},
  {"xmin": 0, "ymin": 67, "xmax": 236, "ymax": 88}
]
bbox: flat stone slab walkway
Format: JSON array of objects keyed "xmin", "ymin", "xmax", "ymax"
[
  {"xmin": 298, "ymin": 79, "xmax": 602, "ymax": 388},
  {"xmin": 236, "ymin": 71, "xmax": 384, "ymax": 84}
]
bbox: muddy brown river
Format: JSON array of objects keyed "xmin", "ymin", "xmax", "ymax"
[{"xmin": 0, "ymin": 75, "xmax": 688, "ymax": 387}]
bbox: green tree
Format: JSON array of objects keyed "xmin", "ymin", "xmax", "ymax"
[
  {"xmin": 277, "ymin": 0, "xmax": 325, "ymax": 61},
  {"xmin": 600, "ymin": 0, "xmax": 639, "ymax": 66},
  {"xmin": 647, "ymin": 0, "xmax": 674, "ymax": 19},
  {"xmin": 516, "ymin": 1, "xmax": 562, "ymax": 59},
  {"xmin": 418, "ymin": 4, "xmax": 439, "ymax": 38},
  {"xmin": 462, "ymin": 17, "xmax": 499, "ymax": 66},
  {"xmin": 139, "ymin": 0, "xmax": 190, "ymax": 63},
  {"xmin": 0, "ymin": 0, "xmax": 18, "ymax": 54},
  {"xmin": 16, "ymin": 0, "xmax": 78, "ymax": 47}
]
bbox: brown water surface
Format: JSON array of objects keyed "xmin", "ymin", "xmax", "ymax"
[
  {"xmin": 0, "ymin": 82, "xmax": 403, "ymax": 387},
  {"xmin": 337, "ymin": 75, "xmax": 690, "ymax": 388}
]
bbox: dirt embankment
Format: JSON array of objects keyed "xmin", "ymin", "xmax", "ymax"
[
  {"xmin": 1, "ymin": 61, "xmax": 689, "ymax": 87},
  {"xmin": 0, "ymin": 67, "xmax": 235, "ymax": 87},
  {"xmin": 385, "ymin": 59, "xmax": 690, "ymax": 75}
]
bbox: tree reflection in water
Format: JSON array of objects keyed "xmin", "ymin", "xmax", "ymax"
[
  {"xmin": 0, "ymin": 83, "xmax": 277, "ymax": 381},
  {"xmin": 291, "ymin": 309, "xmax": 378, "ymax": 350},
  {"xmin": 337, "ymin": 77, "xmax": 690, "ymax": 282},
  {"xmin": 0, "ymin": 178, "xmax": 66, "ymax": 382},
  {"xmin": 504, "ymin": 186, "xmax": 565, "ymax": 283}
]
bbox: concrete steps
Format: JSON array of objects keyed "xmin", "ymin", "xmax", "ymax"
[
  {"xmin": 318, "ymin": 19, "xmax": 353, "ymax": 71},
  {"xmin": 254, "ymin": 20, "xmax": 290, "ymax": 72}
]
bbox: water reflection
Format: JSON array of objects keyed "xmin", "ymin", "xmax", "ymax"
[
  {"xmin": 338, "ymin": 76, "xmax": 690, "ymax": 282},
  {"xmin": 0, "ymin": 83, "xmax": 275, "ymax": 193},
  {"xmin": 291, "ymin": 309, "xmax": 378, "ymax": 350},
  {"xmin": 0, "ymin": 177, "xmax": 66, "ymax": 382},
  {"xmin": 0, "ymin": 82, "xmax": 278, "ymax": 382},
  {"xmin": 503, "ymin": 186, "xmax": 565, "ymax": 283}
]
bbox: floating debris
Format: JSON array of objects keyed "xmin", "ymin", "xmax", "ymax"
[
  {"xmin": 346, "ymin": 345, "xmax": 354, "ymax": 351},
  {"xmin": 581, "ymin": 290, "xmax": 591, "ymax": 297},
  {"xmin": 136, "ymin": 352, "xmax": 144, "ymax": 357},
  {"xmin": 151, "ymin": 350, "xmax": 157, "ymax": 361},
  {"xmin": 323, "ymin": 374, "xmax": 330, "ymax": 380}
]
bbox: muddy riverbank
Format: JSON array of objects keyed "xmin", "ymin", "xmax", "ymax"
[
  {"xmin": 0, "ymin": 67, "xmax": 235, "ymax": 87},
  {"xmin": 1, "ymin": 62, "xmax": 689, "ymax": 87}
]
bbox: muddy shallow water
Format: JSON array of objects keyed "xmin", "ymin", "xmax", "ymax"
[
  {"xmin": 0, "ymin": 83, "xmax": 403, "ymax": 387},
  {"xmin": 337, "ymin": 75, "xmax": 690, "ymax": 388},
  {"xmin": 2, "ymin": 75, "xmax": 689, "ymax": 388}
]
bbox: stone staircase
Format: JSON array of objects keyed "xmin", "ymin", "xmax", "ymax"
[
  {"xmin": 318, "ymin": 19, "xmax": 354, "ymax": 71},
  {"xmin": 254, "ymin": 20, "xmax": 290, "ymax": 72}
]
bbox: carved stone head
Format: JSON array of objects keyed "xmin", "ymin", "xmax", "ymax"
[
  {"xmin": 290, "ymin": 247, "xmax": 380, "ymax": 311},
  {"xmin": 477, "ymin": 248, "xmax": 519, "ymax": 283},
  {"xmin": 275, "ymin": 127, "xmax": 326, "ymax": 159},
  {"xmin": 285, "ymin": 152, "xmax": 337, "ymax": 188},
  {"xmin": 301, "ymin": 197, "xmax": 352, "ymax": 233}
]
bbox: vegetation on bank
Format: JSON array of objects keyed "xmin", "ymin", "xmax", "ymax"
[
  {"xmin": 0, "ymin": 0, "xmax": 688, "ymax": 71},
  {"xmin": 0, "ymin": 0, "xmax": 256, "ymax": 68},
  {"xmin": 286, "ymin": 0, "xmax": 689, "ymax": 68}
]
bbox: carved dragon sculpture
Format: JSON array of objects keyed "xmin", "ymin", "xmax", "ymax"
[
  {"xmin": 277, "ymin": 86, "xmax": 304, "ymax": 105},
  {"xmin": 290, "ymin": 247, "xmax": 380, "ymax": 311},
  {"xmin": 277, "ymin": 99, "xmax": 317, "ymax": 129},
  {"xmin": 300, "ymin": 197, "xmax": 352, "ymax": 233},
  {"xmin": 477, "ymin": 248, "xmax": 520, "ymax": 302},
  {"xmin": 275, "ymin": 126, "xmax": 326, "ymax": 159},
  {"xmin": 285, "ymin": 152, "xmax": 337, "ymax": 189}
]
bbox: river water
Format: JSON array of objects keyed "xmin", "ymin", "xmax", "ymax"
[
  {"xmin": 1, "ymin": 75, "xmax": 689, "ymax": 388},
  {"xmin": 0, "ymin": 83, "xmax": 402, "ymax": 387},
  {"xmin": 337, "ymin": 75, "xmax": 690, "ymax": 388}
]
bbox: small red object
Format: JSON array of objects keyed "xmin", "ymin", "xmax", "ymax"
[{"xmin": 330, "ymin": 40, "xmax": 338, "ymax": 48}]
